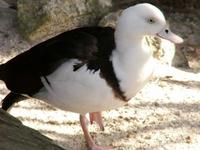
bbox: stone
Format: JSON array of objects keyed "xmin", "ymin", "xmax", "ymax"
[
  {"xmin": 99, "ymin": 10, "xmax": 122, "ymax": 28},
  {"xmin": 0, "ymin": 0, "xmax": 9, "ymax": 8},
  {"xmin": 2, "ymin": 0, "xmax": 17, "ymax": 7},
  {"xmin": 172, "ymin": 46, "xmax": 189, "ymax": 68},
  {"xmin": 17, "ymin": 0, "xmax": 112, "ymax": 42},
  {"xmin": 168, "ymin": 10, "xmax": 200, "ymax": 48},
  {"xmin": 0, "ymin": 7, "xmax": 30, "ymax": 63},
  {"xmin": 156, "ymin": 0, "xmax": 200, "ymax": 9},
  {"xmin": 168, "ymin": 10, "xmax": 200, "ymax": 68},
  {"xmin": 0, "ymin": 109, "xmax": 65, "ymax": 150}
]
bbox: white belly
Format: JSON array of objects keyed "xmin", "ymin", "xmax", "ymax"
[{"xmin": 34, "ymin": 59, "xmax": 125, "ymax": 114}]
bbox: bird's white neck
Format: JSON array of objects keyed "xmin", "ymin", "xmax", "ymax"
[{"xmin": 112, "ymin": 32, "xmax": 154, "ymax": 99}]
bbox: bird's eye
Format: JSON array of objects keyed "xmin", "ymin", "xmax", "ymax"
[{"xmin": 147, "ymin": 18, "xmax": 155, "ymax": 24}]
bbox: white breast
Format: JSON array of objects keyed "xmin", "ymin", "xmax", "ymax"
[
  {"xmin": 33, "ymin": 59, "xmax": 125, "ymax": 114},
  {"xmin": 111, "ymin": 38, "xmax": 154, "ymax": 100}
]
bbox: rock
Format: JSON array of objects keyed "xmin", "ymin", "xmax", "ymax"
[
  {"xmin": 111, "ymin": 0, "xmax": 160, "ymax": 10},
  {"xmin": 156, "ymin": 0, "xmax": 200, "ymax": 9},
  {"xmin": 172, "ymin": 46, "xmax": 189, "ymax": 68},
  {"xmin": 168, "ymin": 10, "xmax": 200, "ymax": 68},
  {"xmin": 168, "ymin": 10, "xmax": 200, "ymax": 48},
  {"xmin": 187, "ymin": 31, "xmax": 200, "ymax": 47},
  {"xmin": 17, "ymin": 0, "xmax": 112, "ymax": 42},
  {"xmin": 99, "ymin": 10, "xmax": 122, "ymax": 28},
  {"xmin": 99, "ymin": 10, "xmax": 176, "ymax": 65},
  {"xmin": 0, "ymin": 0, "xmax": 9, "ymax": 8},
  {"xmin": 0, "ymin": 109, "xmax": 65, "ymax": 150},
  {"xmin": 2, "ymin": 0, "xmax": 17, "ymax": 7},
  {"xmin": 112, "ymin": 0, "xmax": 199, "ymax": 10},
  {"xmin": 0, "ymin": 7, "xmax": 30, "ymax": 63}
]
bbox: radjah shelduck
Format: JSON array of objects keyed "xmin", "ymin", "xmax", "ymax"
[{"xmin": 0, "ymin": 3, "xmax": 183, "ymax": 150}]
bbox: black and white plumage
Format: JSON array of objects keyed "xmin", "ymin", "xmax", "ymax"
[
  {"xmin": 0, "ymin": 3, "xmax": 183, "ymax": 150},
  {"xmin": 1, "ymin": 26, "xmax": 126, "ymax": 113}
]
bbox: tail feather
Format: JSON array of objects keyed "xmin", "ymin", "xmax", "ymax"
[
  {"xmin": 0, "ymin": 64, "xmax": 6, "ymax": 81},
  {"xmin": 1, "ymin": 92, "xmax": 26, "ymax": 111}
]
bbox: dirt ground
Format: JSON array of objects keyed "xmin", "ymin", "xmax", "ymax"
[{"xmin": 0, "ymin": 62, "xmax": 199, "ymax": 150}]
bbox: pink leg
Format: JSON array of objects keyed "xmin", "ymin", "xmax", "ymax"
[
  {"xmin": 80, "ymin": 114, "xmax": 114, "ymax": 150},
  {"xmin": 89, "ymin": 112, "xmax": 104, "ymax": 131}
]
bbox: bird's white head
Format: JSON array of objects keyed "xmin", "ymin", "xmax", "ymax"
[{"xmin": 115, "ymin": 3, "xmax": 183, "ymax": 44}]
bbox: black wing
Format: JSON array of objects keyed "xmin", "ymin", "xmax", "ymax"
[{"xmin": 1, "ymin": 27, "xmax": 115, "ymax": 95}]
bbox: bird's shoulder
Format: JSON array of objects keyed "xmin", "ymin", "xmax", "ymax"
[{"xmin": 6, "ymin": 26, "xmax": 115, "ymax": 75}]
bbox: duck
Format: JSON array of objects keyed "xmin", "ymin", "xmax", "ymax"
[{"xmin": 0, "ymin": 3, "xmax": 183, "ymax": 150}]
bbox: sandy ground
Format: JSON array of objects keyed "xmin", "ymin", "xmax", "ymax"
[{"xmin": 0, "ymin": 62, "xmax": 199, "ymax": 150}]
